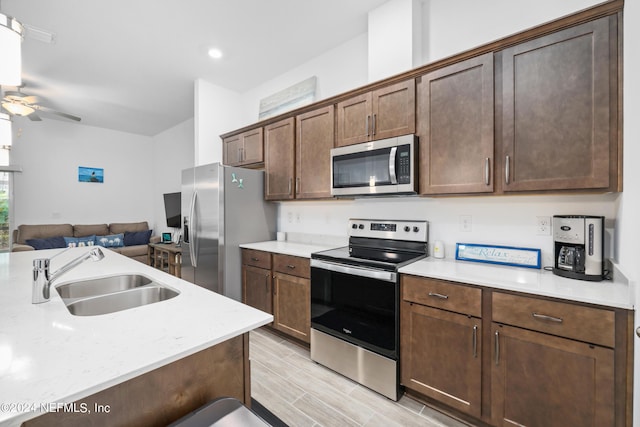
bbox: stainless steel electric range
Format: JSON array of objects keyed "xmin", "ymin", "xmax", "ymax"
[{"xmin": 310, "ymin": 218, "xmax": 428, "ymax": 400}]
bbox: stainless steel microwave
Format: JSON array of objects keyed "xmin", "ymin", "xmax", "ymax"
[{"xmin": 331, "ymin": 135, "xmax": 417, "ymax": 196}]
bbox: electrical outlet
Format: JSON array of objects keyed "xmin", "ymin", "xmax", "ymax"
[
  {"xmin": 295, "ymin": 212, "xmax": 301, "ymax": 223},
  {"xmin": 287, "ymin": 212, "xmax": 293, "ymax": 223},
  {"xmin": 536, "ymin": 216, "xmax": 551, "ymax": 236},
  {"xmin": 459, "ymin": 215, "xmax": 472, "ymax": 232}
]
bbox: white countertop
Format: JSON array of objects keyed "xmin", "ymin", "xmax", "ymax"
[
  {"xmin": 0, "ymin": 248, "xmax": 273, "ymax": 427},
  {"xmin": 241, "ymin": 240, "xmax": 634, "ymax": 309},
  {"xmin": 239, "ymin": 240, "xmax": 341, "ymax": 258},
  {"xmin": 399, "ymin": 257, "xmax": 634, "ymax": 310}
]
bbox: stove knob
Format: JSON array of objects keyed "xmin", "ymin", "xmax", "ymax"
[
  {"xmin": 352, "ymin": 224, "xmax": 358, "ymax": 229},
  {"xmin": 413, "ymin": 226, "xmax": 420, "ymax": 233},
  {"xmin": 404, "ymin": 226, "xmax": 410, "ymax": 232},
  {"xmin": 358, "ymin": 224, "xmax": 364, "ymax": 230}
]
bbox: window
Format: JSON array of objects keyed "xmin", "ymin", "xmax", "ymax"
[{"xmin": 0, "ymin": 148, "xmax": 11, "ymax": 252}]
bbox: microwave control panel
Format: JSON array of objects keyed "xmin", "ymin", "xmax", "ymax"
[{"xmin": 397, "ymin": 144, "xmax": 412, "ymax": 184}]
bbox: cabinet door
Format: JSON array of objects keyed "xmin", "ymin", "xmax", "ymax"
[
  {"xmin": 242, "ymin": 265, "xmax": 272, "ymax": 316},
  {"xmin": 296, "ymin": 105, "xmax": 334, "ymax": 199},
  {"xmin": 418, "ymin": 53, "xmax": 494, "ymax": 194},
  {"xmin": 371, "ymin": 79, "xmax": 416, "ymax": 141},
  {"xmin": 491, "ymin": 323, "xmax": 614, "ymax": 427},
  {"xmin": 223, "ymin": 134, "xmax": 243, "ymax": 166},
  {"xmin": 500, "ymin": 16, "xmax": 614, "ymax": 192},
  {"xmin": 401, "ymin": 302, "xmax": 482, "ymax": 417},
  {"xmin": 241, "ymin": 128, "xmax": 264, "ymax": 165},
  {"xmin": 336, "ymin": 92, "xmax": 371, "ymax": 147},
  {"xmin": 264, "ymin": 117, "xmax": 295, "ymax": 200},
  {"xmin": 273, "ymin": 272, "xmax": 310, "ymax": 343}
]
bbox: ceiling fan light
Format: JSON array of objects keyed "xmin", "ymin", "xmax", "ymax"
[
  {"xmin": 0, "ymin": 113, "xmax": 12, "ymax": 147},
  {"xmin": 0, "ymin": 13, "xmax": 23, "ymax": 86},
  {"xmin": 2, "ymin": 101, "xmax": 33, "ymax": 116}
]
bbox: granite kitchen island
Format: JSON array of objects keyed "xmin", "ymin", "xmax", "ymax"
[{"xmin": 0, "ymin": 247, "xmax": 272, "ymax": 427}]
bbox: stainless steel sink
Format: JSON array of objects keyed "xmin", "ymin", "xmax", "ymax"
[
  {"xmin": 55, "ymin": 274, "xmax": 180, "ymax": 316},
  {"xmin": 56, "ymin": 274, "xmax": 153, "ymax": 299}
]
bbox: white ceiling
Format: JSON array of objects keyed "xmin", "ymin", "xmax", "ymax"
[{"xmin": 1, "ymin": 0, "xmax": 389, "ymax": 136}]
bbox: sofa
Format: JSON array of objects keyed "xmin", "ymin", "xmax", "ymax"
[{"xmin": 12, "ymin": 221, "xmax": 160, "ymax": 264}]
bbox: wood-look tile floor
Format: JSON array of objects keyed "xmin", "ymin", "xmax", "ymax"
[{"xmin": 250, "ymin": 327, "xmax": 472, "ymax": 427}]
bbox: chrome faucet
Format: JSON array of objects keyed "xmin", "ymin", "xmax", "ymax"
[{"xmin": 32, "ymin": 247, "xmax": 105, "ymax": 304}]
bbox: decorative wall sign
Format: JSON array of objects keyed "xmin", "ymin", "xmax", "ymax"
[
  {"xmin": 259, "ymin": 76, "xmax": 317, "ymax": 120},
  {"xmin": 455, "ymin": 243, "xmax": 541, "ymax": 269},
  {"xmin": 78, "ymin": 166, "xmax": 103, "ymax": 183}
]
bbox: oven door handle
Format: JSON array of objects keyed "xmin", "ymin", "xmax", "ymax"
[{"xmin": 311, "ymin": 259, "xmax": 397, "ymax": 283}]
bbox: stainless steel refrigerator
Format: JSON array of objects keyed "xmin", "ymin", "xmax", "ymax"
[{"xmin": 181, "ymin": 163, "xmax": 277, "ymax": 301}]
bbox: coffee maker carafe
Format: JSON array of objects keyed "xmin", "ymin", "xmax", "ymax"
[{"xmin": 553, "ymin": 215, "xmax": 604, "ymax": 281}]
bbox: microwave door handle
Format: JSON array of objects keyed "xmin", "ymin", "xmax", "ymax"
[{"xmin": 389, "ymin": 146, "xmax": 398, "ymax": 184}]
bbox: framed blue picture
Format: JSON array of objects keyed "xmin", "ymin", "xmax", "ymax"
[
  {"xmin": 455, "ymin": 243, "xmax": 541, "ymax": 269},
  {"xmin": 78, "ymin": 166, "xmax": 104, "ymax": 183}
]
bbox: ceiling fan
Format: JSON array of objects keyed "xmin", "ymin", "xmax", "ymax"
[{"xmin": 1, "ymin": 89, "xmax": 81, "ymax": 122}]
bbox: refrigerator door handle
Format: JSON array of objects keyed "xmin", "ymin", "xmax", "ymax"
[{"xmin": 189, "ymin": 190, "xmax": 198, "ymax": 268}]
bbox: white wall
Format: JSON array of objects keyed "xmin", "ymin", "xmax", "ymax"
[
  {"xmin": 10, "ymin": 119, "xmax": 155, "ymax": 227},
  {"xmin": 424, "ymin": 0, "xmax": 602, "ymax": 63},
  {"xmin": 194, "ymin": 79, "xmax": 243, "ymax": 166},
  {"xmin": 369, "ymin": 0, "xmax": 423, "ymax": 82},
  {"xmin": 194, "ymin": 33, "xmax": 370, "ymax": 164},
  {"xmin": 151, "ymin": 118, "xmax": 194, "ymax": 236}
]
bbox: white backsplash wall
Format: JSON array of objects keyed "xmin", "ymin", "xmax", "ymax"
[{"xmin": 277, "ymin": 193, "xmax": 619, "ymax": 268}]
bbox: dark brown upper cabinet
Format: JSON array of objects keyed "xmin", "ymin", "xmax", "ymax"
[
  {"xmin": 296, "ymin": 105, "xmax": 334, "ymax": 199},
  {"xmin": 223, "ymin": 127, "xmax": 263, "ymax": 167},
  {"xmin": 498, "ymin": 15, "xmax": 618, "ymax": 193},
  {"xmin": 264, "ymin": 118, "xmax": 295, "ymax": 200},
  {"xmin": 336, "ymin": 80, "xmax": 416, "ymax": 147},
  {"xmin": 418, "ymin": 53, "xmax": 494, "ymax": 195}
]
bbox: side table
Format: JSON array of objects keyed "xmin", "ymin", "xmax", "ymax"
[{"xmin": 148, "ymin": 242, "xmax": 182, "ymax": 278}]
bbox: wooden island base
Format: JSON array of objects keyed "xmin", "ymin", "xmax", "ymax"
[{"xmin": 22, "ymin": 334, "xmax": 250, "ymax": 427}]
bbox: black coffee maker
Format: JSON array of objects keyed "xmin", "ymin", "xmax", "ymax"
[{"xmin": 552, "ymin": 215, "xmax": 604, "ymax": 281}]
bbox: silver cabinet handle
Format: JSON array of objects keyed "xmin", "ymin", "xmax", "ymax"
[
  {"xmin": 494, "ymin": 330, "xmax": 500, "ymax": 366},
  {"xmin": 287, "ymin": 264, "xmax": 296, "ymax": 270},
  {"xmin": 505, "ymin": 155, "xmax": 510, "ymax": 184},
  {"xmin": 238, "ymin": 147, "xmax": 242, "ymax": 162},
  {"xmin": 288, "ymin": 178, "xmax": 292, "ymax": 195},
  {"xmin": 485, "ymin": 158, "xmax": 490, "ymax": 185},
  {"xmin": 636, "ymin": 327, "xmax": 640, "ymax": 338},
  {"xmin": 473, "ymin": 325, "xmax": 478, "ymax": 358},
  {"xmin": 428, "ymin": 292, "xmax": 448, "ymax": 300},
  {"xmin": 251, "ymin": 257, "xmax": 260, "ymax": 262},
  {"xmin": 366, "ymin": 115, "xmax": 370, "ymax": 137},
  {"xmin": 532, "ymin": 313, "xmax": 563, "ymax": 323},
  {"xmin": 296, "ymin": 177, "xmax": 300, "ymax": 195},
  {"xmin": 372, "ymin": 113, "xmax": 377, "ymax": 136}
]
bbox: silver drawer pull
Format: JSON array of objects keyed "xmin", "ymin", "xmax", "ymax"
[
  {"xmin": 428, "ymin": 292, "xmax": 448, "ymax": 300},
  {"xmin": 251, "ymin": 257, "xmax": 260, "ymax": 262},
  {"xmin": 532, "ymin": 313, "xmax": 563, "ymax": 323},
  {"xmin": 287, "ymin": 264, "xmax": 296, "ymax": 269}
]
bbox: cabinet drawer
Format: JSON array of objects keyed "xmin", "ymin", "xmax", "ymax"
[
  {"xmin": 492, "ymin": 292, "xmax": 615, "ymax": 347},
  {"xmin": 402, "ymin": 275, "xmax": 481, "ymax": 318},
  {"xmin": 242, "ymin": 249, "xmax": 272, "ymax": 270},
  {"xmin": 273, "ymin": 254, "xmax": 310, "ymax": 279}
]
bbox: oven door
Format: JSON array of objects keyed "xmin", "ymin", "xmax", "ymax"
[{"xmin": 310, "ymin": 259, "xmax": 399, "ymax": 359}]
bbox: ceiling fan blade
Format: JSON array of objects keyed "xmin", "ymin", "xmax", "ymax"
[
  {"xmin": 28, "ymin": 113, "xmax": 43, "ymax": 121},
  {"xmin": 35, "ymin": 105, "xmax": 81, "ymax": 122}
]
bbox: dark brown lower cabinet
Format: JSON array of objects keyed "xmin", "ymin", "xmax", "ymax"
[
  {"xmin": 491, "ymin": 323, "xmax": 615, "ymax": 427},
  {"xmin": 273, "ymin": 272, "xmax": 310, "ymax": 343},
  {"xmin": 401, "ymin": 302, "xmax": 482, "ymax": 417},
  {"xmin": 242, "ymin": 264, "xmax": 272, "ymax": 316}
]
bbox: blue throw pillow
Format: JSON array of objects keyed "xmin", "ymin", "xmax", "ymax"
[
  {"xmin": 25, "ymin": 236, "xmax": 67, "ymax": 250},
  {"xmin": 123, "ymin": 230, "xmax": 152, "ymax": 246},
  {"xmin": 95, "ymin": 233, "xmax": 124, "ymax": 248},
  {"xmin": 64, "ymin": 235, "xmax": 96, "ymax": 248}
]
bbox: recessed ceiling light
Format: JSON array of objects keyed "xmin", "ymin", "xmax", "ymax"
[{"xmin": 208, "ymin": 48, "xmax": 223, "ymax": 59}]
